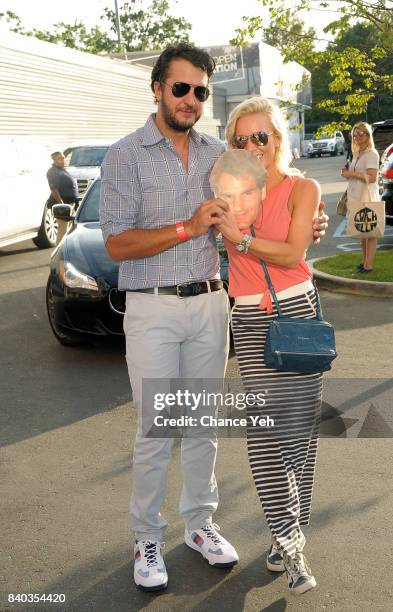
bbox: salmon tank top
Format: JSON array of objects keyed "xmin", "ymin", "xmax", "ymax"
[{"xmin": 224, "ymin": 175, "xmax": 312, "ymax": 313}]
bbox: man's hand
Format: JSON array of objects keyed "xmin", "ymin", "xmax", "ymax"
[
  {"xmin": 215, "ymin": 211, "xmax": 243, "ymax": 244},
  {"xmin": 312, "ymin": 200, "xmax": 329, "ymax": 245},
  {"xmin": 185, "ymin": 198, "xmax": 229, "ymax": 237}
]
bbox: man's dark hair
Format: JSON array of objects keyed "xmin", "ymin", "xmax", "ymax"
[
  {"xmin": 150, "ymin": 42, "xmax": 215, "ymax": 94},
  {"xmin": 51, "ymin": 151, "xmax": 63, "ymax": 159}
]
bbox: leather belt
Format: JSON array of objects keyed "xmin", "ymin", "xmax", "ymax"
[{"xmin": 129, "ymin": 280, "xmax": 223, "ymax": 298}]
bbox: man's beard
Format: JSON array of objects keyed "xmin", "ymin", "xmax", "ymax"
[{"xmin": 161, "ymin": 98, "xmax": 201, "ymax": 132}]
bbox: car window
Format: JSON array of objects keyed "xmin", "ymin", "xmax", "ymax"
[
  {"xmin": 77, "ymin": 180, "xmax": 101, "ymax": 222},
  {"xmin": 64, "ymin": 147, "xmax": 109, "ymax": 167},
  {"xmin": 372, "ymin": 129, "xmax": 393, "ymax": 156}
]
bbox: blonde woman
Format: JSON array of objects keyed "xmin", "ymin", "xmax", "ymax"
[
  {"xmin": 341, "ymin": 122, "xmax": 380, "ymax": 272},
  {"xmin": 217, "ymin": 96, "xmax": 323, "ymax": 595}
]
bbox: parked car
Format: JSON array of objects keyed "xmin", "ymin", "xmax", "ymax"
[
  {"xmin": 380, "ymin": 145, "xmax": 393, "ymax": 225},
  {"xmin": 305, "ymin": 131, "xmax": 346, "ymax": 158},
  {"xmin": 63, "ymin": 141, "xmax": 114, "ymax": 197},
  {"xmin": 47, "ymin": 179, "xmax": 229, "ymax": 345},
  {"xmin": 0, "ymin": 137, "xmax": 57, "ymax": 249},
  {"xmin": 372, "ymin": 119, "xmax": 393, "ymax": 159}
]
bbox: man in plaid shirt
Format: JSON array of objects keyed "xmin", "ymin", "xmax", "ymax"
[{"xmin": 100, "ymin": 43, "xmax": 238, "ymax": 592}]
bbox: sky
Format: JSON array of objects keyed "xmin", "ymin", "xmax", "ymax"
[{"xmin": 2, "ymin": 0, "xmax": 339, "ymax": 47}]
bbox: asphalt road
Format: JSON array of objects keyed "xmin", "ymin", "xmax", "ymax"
[{"xmin": 0, "ymin": 155, "xmax": 392, "ymax": 612}]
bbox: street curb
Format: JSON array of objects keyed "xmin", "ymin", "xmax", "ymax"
[{"xmin": 308, "ymin": 258, "xmax": 393, "ymax": 298}]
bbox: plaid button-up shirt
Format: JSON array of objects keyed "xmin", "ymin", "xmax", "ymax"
[{"xmin": 100, "ymin": 114, "xmax": 225, "ymax": 290}]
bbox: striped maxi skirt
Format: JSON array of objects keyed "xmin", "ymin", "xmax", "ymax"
[{"xmin": 231, "ymin": 289, "xmax": 323, "ymax": 557}]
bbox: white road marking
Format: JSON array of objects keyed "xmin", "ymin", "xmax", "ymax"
[{"xmin": 337, "ymin": 242, "xmax": 393, "ymax": 252}]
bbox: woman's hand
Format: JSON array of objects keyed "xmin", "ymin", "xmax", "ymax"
[
  {"xmin": 341, "ymin": 168, "xmax": 351, "ymax": 178},
  {"xmin": 216, "ymin": 211, "xmax": 244, "ymax": 244},
  {"xmin": 312, "ymin": 201, "xmax": 329, "ymax": 244}
]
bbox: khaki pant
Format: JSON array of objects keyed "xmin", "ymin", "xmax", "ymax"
[{"xmin": 124, "ymin": 289, "xmax": 230, "ymax": 541}]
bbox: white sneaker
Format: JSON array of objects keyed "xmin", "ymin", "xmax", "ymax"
[
  {"xmin": 185, "ymin": 523, "xmax": 239, "ymax": 568},
  {"xmin": 284, "ymin": 551, "xmax": 317, "ymax": 595},
  {"xmin": 133, "ymin": 540, "xmax": 168, "ymax": 591},
  {"xmin": 266, "ymin": 538, "xmax": 285, "ymax": 572}
]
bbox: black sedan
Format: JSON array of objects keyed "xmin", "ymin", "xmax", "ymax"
[{"xmin": 47, "ymin": 179, "xmax": 229, "ymax": 345}]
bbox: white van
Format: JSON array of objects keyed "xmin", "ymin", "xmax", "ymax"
[{"xmin": 0, "ymin": 137, "xmax": 57, "ymax": 249}]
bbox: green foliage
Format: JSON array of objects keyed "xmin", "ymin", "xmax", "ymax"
[
  {"xmin": 0, "ymin": 0, "xmax": 192, "ymax": 54},
  {"xmin": 231, "ymin": 0, "xmax": 393, "ymax": 132},
  {"xmin": 0, "ymin": 9, "xmax": 25, "ymax": 33},
  {"xmin": 104, "ymin": 0, "xmax": 191, "ymax": 51},
  {"xmin": 30, "ymin": 22, "xmax": 115, "ymax": 54},
  {"xmin": 232, "ymin": 4, "xmax": 316, "ymax": 66}
]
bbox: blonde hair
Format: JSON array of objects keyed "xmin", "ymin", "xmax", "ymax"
[
  {"xmin": 225, "ymin": 96, "xmax": 302, "ymax": 177},
  {"xmin": 351, "ymin": 121, "xmax": 375, "ymax": 155}
]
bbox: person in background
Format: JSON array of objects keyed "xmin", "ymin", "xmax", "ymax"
[
  {"xmin": 217, "ymin": 96, "xmax": 323, "ymax": 596},
  {"xmin": 46, "ymin": 151, "xmax": 79, "ymax": 245},
  {"xmin": 341, "ymin": 122, "xmax": 380, "ymax": 273},
  {"xmin": 345, "ymin": 130, "xmax": 353, "ymax": 165}
]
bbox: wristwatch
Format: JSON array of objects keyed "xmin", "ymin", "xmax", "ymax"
[{"xmin": 235, "ymin": 234, "xmax": 253, "ymax": 254}]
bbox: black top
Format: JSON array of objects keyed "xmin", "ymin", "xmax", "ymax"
[{"xmin": 46, "ymin": 165, "xmax": 79, "ymax": 203}]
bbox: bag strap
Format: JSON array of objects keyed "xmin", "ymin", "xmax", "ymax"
[{"xmin": 250, "ymin": 224, "xmax": 322, "ymax": 320}]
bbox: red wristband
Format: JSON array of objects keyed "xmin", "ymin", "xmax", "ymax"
[{"xmin": 176, "ymin": 221, "xmax": 189, "ymax": 242}]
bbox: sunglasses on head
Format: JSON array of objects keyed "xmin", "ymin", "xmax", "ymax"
[
  {"xmin": 162, "ymin": 81, "xmax": 210, "ymax": 102},
  {"xmin": 232, "ymin": 131, "xmax": 274, "ymax": 149}
]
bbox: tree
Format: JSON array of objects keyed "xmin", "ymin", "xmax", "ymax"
[
  {"xmin": 0, "ymin": 0, "xmax": 192, "ymax": 54},
  {"xmin": 0, "ymin": 9, "xmax": 26, "ymax": 34},
  {"xmin": 231, "ymin": 0, "xmax": 393, "ymax": 133},
  {"xmin": 30, "ymin": 22, "xmax": 115, "ymax": 55},
  {"xmin": 104, "ymin": 0, "xmax": 192, "ymax": 51}
]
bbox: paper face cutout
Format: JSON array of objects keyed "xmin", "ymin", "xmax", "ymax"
[{"xmin": 209, "ymin": 149, "xmax": 266, "ymax": 230}]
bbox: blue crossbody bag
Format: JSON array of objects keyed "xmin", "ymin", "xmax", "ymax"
[{"xmin": 250, "ymin": 226, "xmax": 337, "ymax": 374}]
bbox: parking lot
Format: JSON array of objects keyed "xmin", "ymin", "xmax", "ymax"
[{"xmin": 1, "ymin": 155, "xmax": 392, "ymax": 611}]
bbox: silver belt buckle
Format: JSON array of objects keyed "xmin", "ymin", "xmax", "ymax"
[{"xmin": 176, "ymin": 283, "xmax": 186, "ymax": 298}]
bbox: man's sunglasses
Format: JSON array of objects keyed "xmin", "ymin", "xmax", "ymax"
[
  {"xmin": 162, "ymin": 81, "xmax": 210, "ymax": 102},
  {"xmin": 232, "ymin": 131, "xmax": 274, "ymax": 149}
]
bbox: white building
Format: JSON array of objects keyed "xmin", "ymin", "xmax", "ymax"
[
  {"xmin": 0, "ymin": 32, "xmax": 310, "ymax": 154},
  {"xmin": 0, "ymin": 31, "xmax": 220, "ymax": 149}
]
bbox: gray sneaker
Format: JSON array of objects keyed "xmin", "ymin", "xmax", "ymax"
[
  {"xmin": 266, "ymin": 539, "xmax": 284, "ymax": 572},
  {"xmin": 284, "ymin": 551, "xmax": 317, "ymax": 595}
]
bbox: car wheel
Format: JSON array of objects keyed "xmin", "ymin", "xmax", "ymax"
[
  {"xmin": 33, "ymin": 203, "xmax": 58, "ymax": 249},
  {"xmin": 46, "ymin": 276, "xmax": 85, "ymax": 346},
  {"xmin": 331, "ymin": 146, "xmax": 338, "ymax": 157}
]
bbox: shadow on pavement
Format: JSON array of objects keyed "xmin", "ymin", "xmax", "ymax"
[{"xmin": 1, "ymin": 285, "xmax": 130, "ymax": 447}]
